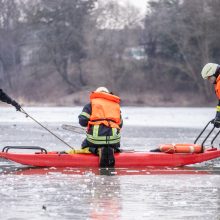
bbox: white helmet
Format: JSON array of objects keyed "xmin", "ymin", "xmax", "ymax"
[
  {"xmin": 201, "ymin": 63, "xmax": 219, "ymax": 79},
  {"xmin": 95, "ymin": 87, "xmax": 109, "ymax": 93}
]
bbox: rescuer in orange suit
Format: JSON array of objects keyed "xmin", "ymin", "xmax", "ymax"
[
  {"xmin": 151, "ymin": 63, "xmax": 220, "ymax": 153},
  {"xmin": 0, "ymin": 88, "xmax": 21, "ymax": 111},
  {"xmin": 78, "ymin": 87, "xmax": 123, "ymax": 167},
  {"xmin": 201, "ymin": 63, "xmax": 220, "ymax": 127}
]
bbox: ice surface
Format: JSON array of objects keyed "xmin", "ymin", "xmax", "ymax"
[{"xmin": 0, "ymin": 107, "xmax": 219, "ymax": 220}]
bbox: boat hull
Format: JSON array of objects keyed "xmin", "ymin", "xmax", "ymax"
[{"xmin": 1, "ymin": 149, "xmax": 220, "ymax": 167}]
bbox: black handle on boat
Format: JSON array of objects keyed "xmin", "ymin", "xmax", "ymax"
[
  {"xmin": 210, "ymin": 130, "xmax": 220, "ymax": 148},
  {"xmin": 200, "ymin": 127, "xmax": 215, "ymax": 152},
  {"xmin": 193, "ymin": 119, "xmax": 220, "ymax": 152},
  {"xmin": 2, "ymin": 146, "xmax": 47, "ymax": 153},
  {"xmin": 194, "ymin": 120, "xmax": 214, "ymax": 145}
]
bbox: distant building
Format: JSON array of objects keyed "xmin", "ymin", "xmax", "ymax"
[
  {"xmin": 124, "ymin": 46, "xmax": 147, "ymax": 60},
  {"xmin": 20, "ymin": 32, "xmax": 41, "ymax": 66}
]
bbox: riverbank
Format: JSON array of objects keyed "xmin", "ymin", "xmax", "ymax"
[{"xmin": 3, "ymin": 91, "xmax": 214, "ymax": 107}]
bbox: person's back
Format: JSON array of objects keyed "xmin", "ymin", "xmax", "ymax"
[{"xmin": 78, "ymin": 87, "xmax": 123, "ymax": 167}]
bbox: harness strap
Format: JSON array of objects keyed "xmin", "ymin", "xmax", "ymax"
[{"xmin": 90, "ymin": 118, "xmax": 117, "ymax": 123}]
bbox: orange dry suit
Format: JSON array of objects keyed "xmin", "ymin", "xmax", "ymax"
[
  {"xmin": 215, "ymin": 75, "xmax": 220, "ymax": 100},
  {"xmin": 78, "ymin": 92, "xmax": 122, "ymax": 151},
  {"xmin": 215, "ymin": 75, "xmax": 220, "ymax": 114},
  {"xmin": 212, "ymin": 75, "xmax": 220, "ymax": 127}
]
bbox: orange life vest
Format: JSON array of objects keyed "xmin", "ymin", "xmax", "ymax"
[
  {"xmin": 89, "ymin": 92, "xmax": 121, "ymax": 129},
  {"xmin": 215, "ymin": 75, "xmax": 220, "ymax": 99}
]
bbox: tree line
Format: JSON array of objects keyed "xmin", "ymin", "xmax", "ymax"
[{"xmin": 0, "ymin": 0, "xmax": 219, "ymax": 105}]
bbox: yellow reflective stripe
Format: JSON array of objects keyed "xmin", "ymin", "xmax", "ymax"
[
  {"xmin": 86, "ymin": 138, "xmax": 120, "ymax": 145},
  {"xmin": 87, "ymin": 126, "xmax": 120, "ymax": 144},
  {"xmin": 80, "ymin": 112, "xmax": 90, "ymax": 118},
  {"xmin": 93, "ymin": 125, "xmax": 99, "ymax": 137},
  {"xmin": 86, "ymin": 133, "xmax": 121, "ymax": 141},
  {"xmin": 216, "ymin": 106, "xmax": 220, "ymax": 112},
  {"xmin": 112, "ymin": 128, "xmax": 117, "ymax": 136}
]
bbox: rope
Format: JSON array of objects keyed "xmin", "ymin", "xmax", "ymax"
[{"xmin": 20, "ymin": 108, "xmax": 74, "ymax": 150}]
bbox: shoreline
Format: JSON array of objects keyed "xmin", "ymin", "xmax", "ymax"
[{"xmin": 0, "ymin": 90, "xmax": 216, "ymax": 108}]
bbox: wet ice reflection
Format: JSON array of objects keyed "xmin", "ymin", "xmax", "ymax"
[
  {"xmin": 0, "ymin": 107, "xmax": 220, "ymax": 219},
  {"xmin": 0, "ymin": 167, "xmax": 220, "ymax": 220}
]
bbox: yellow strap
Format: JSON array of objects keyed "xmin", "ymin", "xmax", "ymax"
[
  {"xmin": 216, "ymin": 106, "xmax": 220, "ymax": 112},
  {"xmin": 93, "ymin": 125, "xmax": 99, "ymax": 137},
  {"xmin": 66, "ymin": 148, "xmax": 91, "ymax": 154},
  {"xmin": 98, "ymin": 148, "xmax": 101, "ymax": 157}
]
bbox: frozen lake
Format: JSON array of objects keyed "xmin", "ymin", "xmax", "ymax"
[
  {"xmin": 0, "ymin": 106, "xmax": 215, "ymax": 128},
  {"xmin": 0, "ymin": 107, "xmax": 220, "ymax": 220}
]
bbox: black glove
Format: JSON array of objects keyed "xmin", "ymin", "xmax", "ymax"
[
  {"xmin": 214, "ymin": 112, "xmax": 220, "ymax": 128},
  {"xmin": 12, "ymin": 100, "xmax": 21, "ymax": 111}
]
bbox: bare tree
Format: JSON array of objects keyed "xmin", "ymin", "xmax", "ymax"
[
  {"xmin": 144, "ymin": 0, "xmax": 220, "ymax": 97},
  {"xmin": 87, "ymin": 0, "xmax": 143, "ymax": 91},
  {"xmin": 0, "ymin": 0, "xmax": 23, "ymax": 89},
  {"xmin": 25, "ymin": 0, "xmax": 96, "ymax": 91}
]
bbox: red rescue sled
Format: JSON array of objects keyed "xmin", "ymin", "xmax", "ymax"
[
  {"xmin": 1, "ymin": 120, "xmax": 220, "ymax": 168},
  {"xmin": 0, "ymin": 145, "xmax": 220, "ymax": 167}
]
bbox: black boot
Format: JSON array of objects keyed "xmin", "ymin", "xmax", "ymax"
[{"xmin": 99, "ymin": 147, "xmax": 115, "ymax": 168}]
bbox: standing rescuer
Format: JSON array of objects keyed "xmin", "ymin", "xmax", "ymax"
[
  {"xmin": 78, "ymin": 87, "xmax": 123, "ymax": 167},
  {"xmin": 201, "ymin": 63, "xmax": 220, "ymax": 127}
]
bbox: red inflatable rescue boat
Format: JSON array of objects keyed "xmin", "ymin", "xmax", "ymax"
[
  {"xmin": 0, "ymin": 144, "xmax": 220, "ymax": 168},
  {"xmin": 1, "ymin": 120, "xmax": 220, "ymax": 168}
]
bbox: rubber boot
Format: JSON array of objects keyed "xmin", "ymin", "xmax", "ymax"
[{"xmin": 99, "ymin": 147, "xmax": 115, "ymax": 168}]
